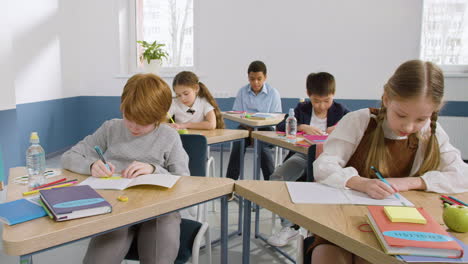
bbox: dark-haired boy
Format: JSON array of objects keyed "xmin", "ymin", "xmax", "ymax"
[
  {"xmin": 226, "ymin": 60, "xmax": 282, "ymax": 181},
  {"xmin": 267, "ymin": 72, "xmax": 350, "ymax": 247}
]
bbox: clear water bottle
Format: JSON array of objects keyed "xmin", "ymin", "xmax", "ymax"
[
  {"xmin": 26, "ymin": 132, "xmax": 46, "ymax": 189},
  {"xmin": 286, "ymin": 108, "xmax": 297, "ymax": 143}
]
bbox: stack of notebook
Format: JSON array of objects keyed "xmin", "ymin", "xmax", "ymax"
[{"xmin": 367, "ymin": 206, "xmax": 465, "ymax": 261}]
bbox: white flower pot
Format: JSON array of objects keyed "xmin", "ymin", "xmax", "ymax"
[{"xmin": 143, "ymin": 59, "xmax": 162, "ymax": 75}]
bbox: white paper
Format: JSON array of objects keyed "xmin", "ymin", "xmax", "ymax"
[
  {"xmin": 79, "ymin": 174, "xmax": 181, "ymax": 190},
  {"xmin": 286, "ymin": 182, "xmax": 414, "ymax": 206}
]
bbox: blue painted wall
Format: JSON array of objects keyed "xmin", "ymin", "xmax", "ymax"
[{"xmin": 1, "ymin": 95, "xmax": 467, "ymax": 182}]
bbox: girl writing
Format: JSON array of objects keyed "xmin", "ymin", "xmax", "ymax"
[{"xmin": 168, "ymin": 71, "xmax": 224, "ymax": 130}]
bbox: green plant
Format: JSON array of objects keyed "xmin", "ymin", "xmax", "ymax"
[{"xmin": 137, "ymin": 40, "xmax": 169, "ymax": 64}]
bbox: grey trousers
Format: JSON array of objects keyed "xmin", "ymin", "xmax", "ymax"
[
  {"xmin": 83, "ymin": 211, "xmax": 181, "ymax": 264},
  {"xmin": 270, "ymin": 152, "xmax": 308, "ymax": 227}
]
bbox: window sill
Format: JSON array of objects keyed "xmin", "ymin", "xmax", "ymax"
[
  {"xmin": 444, "ymin": 72, "xmax": 468, "ymax": 78},
  {"xmin": 115, "ymin": 69, "xmax": 205, "ymax": 79}
]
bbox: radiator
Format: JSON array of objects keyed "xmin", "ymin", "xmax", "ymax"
[{"xmin": 438, "ymin": 116, "xmax": 468, "ymax": 160}]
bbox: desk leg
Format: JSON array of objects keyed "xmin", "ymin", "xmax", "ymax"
[
  {"xmin": 238, "ymin": 139, "xmax": 245, "ymax": 235},
  {"xmin": 220, "ymin": 143, "xmax": 224, "ymax": 178},
  {"xmin": 221, "ymin": 195, "xmax": 228, "ymax": 264},
  {"xmin": 20, "ymin": 255, "xmax": 32, "ymax": 264},
  {"xmin": 242, "ymin": 198, "xmax": 252, "ymax": 264},
  {"xmin": 254, "ymin": 140, "xmax": 262, "ymax": 237}
]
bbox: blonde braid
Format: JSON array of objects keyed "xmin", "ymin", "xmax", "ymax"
[
  {"xmin": 364, "ymin": 105, "xmax": 389, "ymax": 178},
  {"xmin": 415, "ymin": 111, "xmax": 441, "ymax": 175}
]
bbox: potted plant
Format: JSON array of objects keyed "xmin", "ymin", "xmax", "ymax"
[{"xmin": 137, "ymin": 40, "xmax": 169, "ymax": 74}]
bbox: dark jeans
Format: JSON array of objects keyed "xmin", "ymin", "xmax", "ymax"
[{"xmin": 226, "ymin": 126, "xmax": 275, "ymax": 181}]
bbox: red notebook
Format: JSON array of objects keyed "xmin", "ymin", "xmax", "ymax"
[
  {"xmin": 303, "ymin": 134, "xmax": 328, "ymax": 144},
  {"xmin": 367, "ymin": 206, "xmax": 463, "ymax": 258}
]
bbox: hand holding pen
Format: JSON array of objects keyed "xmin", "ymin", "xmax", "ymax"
[
  {"xmin": 370, "ymin": 166, "xmax": 407, "ymax": 206},
  {"xmin": 92, "ymin": 146, "xmax": 115, "ymax": 177}
]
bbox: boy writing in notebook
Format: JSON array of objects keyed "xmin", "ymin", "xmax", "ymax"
[
  {"xmin": 308, "ymin": 60, "xmax": 468, "ymax": 264},
  {"xmin": 226, "ymin": 60, "xmax": 282, "ymax": 181},
  {"xmin": 267, "ymin": 72, "xmax": 349, "ymax": 247},
  {"xmin": 62, "ymin": 73, "xmax": 189, "ymax": 264}
]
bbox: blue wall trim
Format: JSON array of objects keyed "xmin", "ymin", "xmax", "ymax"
[
  {"xmin": 1, "ymin": 96, "xmax": 468, "ymax": 181},
  {"xmin": 0, "ymin": 108, "xmax": 20, "ymax": 180}
]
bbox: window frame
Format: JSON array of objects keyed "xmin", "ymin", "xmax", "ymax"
[{"xmin": 128, "ymin": 0, "xmax": 197, "ymax": 77}]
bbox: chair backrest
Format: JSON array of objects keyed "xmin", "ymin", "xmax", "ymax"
[{"xmin": 180, "ymin": 134, "xmax": 207, "ymax": 177}]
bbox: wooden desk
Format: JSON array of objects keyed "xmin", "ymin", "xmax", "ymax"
[
  {"xmin": 222, "ymin": 112, "xmax": 285, "ymax": 128},
  {"xmin": 3, "ymin": 168, "xmax": 235, "ymax": 264},
  {"xmin": 236, "ymin": 180, "xmax": 468, "ymax": 264}
]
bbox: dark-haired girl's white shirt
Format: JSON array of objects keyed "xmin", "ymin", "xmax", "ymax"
[
  {"xmin": 169, "ymin": 96, "xmax": 214, "ymax": 124},
  {"xmin": 313, "ymin": 108, "xmax": 468, "ymax": 193}
]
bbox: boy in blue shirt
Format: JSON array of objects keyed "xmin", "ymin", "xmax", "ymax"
[{"xmin": 226, "ymin": 60, "xmax": 282, "ymax": 181}]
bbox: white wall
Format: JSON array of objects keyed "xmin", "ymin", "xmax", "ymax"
[
  {"xmin": 6, "ymin": 0, "xmax": 82, "ymax": 105},
  {"xmin": 197, "ymin": 0, "xmax": 423, "ymax": 99},
  {"xmin": 0, "ymin": 0, "xmax": 16, "ymax": 110},
  {"xmin": 2, "ymin": 0, "xmax": 467, "ymax": 103}
]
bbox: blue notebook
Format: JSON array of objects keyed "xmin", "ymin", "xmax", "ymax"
[{"xmin": 0, "ymin": 198, "xmax": 47, "ymax": 225}]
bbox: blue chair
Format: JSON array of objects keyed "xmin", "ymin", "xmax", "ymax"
[{"xmin": 125, "ymin": 134, "xmax": 212, "ymax": 264}]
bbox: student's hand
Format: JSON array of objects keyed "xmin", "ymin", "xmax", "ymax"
[
  {"xmin": 326, "ymin": 125, "xmax": 336, "ymax": 134},
  {"xmin": 91, "ymin": 160, "xmax": 115, "ymax": 177},
  {"xmin": 301, "ymin": 125, "xmax": 325, "ymax": 135},
  {"xmin": 362, "ymin": 178, "xmax": 396, "ymax": 199},
  {"xmin": 168, "ymin": 123, "xmax": 187, "ymax": 129},
  {"xmin": 121, "ymin": 161, "xmax": 155, "ymax": 178},
  {"xmin": 347, "ymin": 176, "xmax": 395, "ymax": 199}
]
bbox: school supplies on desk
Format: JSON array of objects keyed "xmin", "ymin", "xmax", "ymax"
[
  {"xmin": 303, "ymin": 134, "xmax": 328, "ymax": 144},
  {"xmin": 371, "ymin": 166, "xmax": 408, "ymax": 207},
  {"xmin": 23, "ymin": 181, "xmax": 78, "ymax": 196},
  {"xmin": 226, "ymin": 110, "xmax": 246, "ymax": 114},
  {"xmin": 0, "ymin": 198, "xmax": 47, "ymax": 225},
  {"xmin": 32, "ymin": 177, "xmax": 67, "ymax": 190},
  {"xmin": 248, "ymin": 113, "xmax": 275, "ymax": 120},
  {"xmin": 286, "ymin": 182, "xmax": 414, "ymax": 206},
  {"xmin": 79, "ymin": 174, "xmax": 181, "ymax": 190},
  {"xmin": 94, "ymin": 145, "xmax": 110, "ymax": 171},
  {"xmin": 367, "ymin": 206, "xmax": 463, "ymax": 258},
  {"xmin": 39, "ymin": 185, "xmax": 112, "ymax": 221},
  {"xmin": 384, "ymin": 206, "xmax": 427, "ymax": 224},
  {"xmin": 397, "ymin": 236, "xmax": 468, "ymax": 263}
]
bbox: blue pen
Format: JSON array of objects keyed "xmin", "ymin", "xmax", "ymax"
[
  {"xmin": 370, "ymin": 166, "xmax": 407, "ymax": 206},
  {"xmin": 448, "ymin": 196, "xmax": 468, "ymax": 206},
  {"xmin": 94, "ymin": 146, "xmax": 111, "ymax": 171}
]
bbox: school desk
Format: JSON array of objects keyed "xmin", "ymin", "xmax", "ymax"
[
  {"xmin": 221, "ymin": 112, "xmax": 285, "ymax": 182},
  {"xmin": 235, "ymin": 180, "xmax": 468, "ymax": 264},
  {"xmin": 250, "ymin": 130, "xmax": 320, "ymax": 260},
  {"xmin": 186, "ymin": 128, "xmax": 249, "ymax": 239},
  {"xmin": 3, "ymin": 167, "xmax": 235, "ymax": 264}
]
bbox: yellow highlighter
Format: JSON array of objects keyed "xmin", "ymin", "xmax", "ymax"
[{"xmin": 22, "ymin": 182, "xmax": 77, "ymax": 196}]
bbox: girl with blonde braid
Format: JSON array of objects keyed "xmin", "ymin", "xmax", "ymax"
[{"xmin": 308, "ymin": 60, "xmax": 468, "ymax": 264}]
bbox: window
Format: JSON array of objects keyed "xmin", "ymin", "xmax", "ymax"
[
  {"xmin": 135, "ymin": 0, "xmax": 194, "ymax": 69},
  {"xmin": 421, "ymin": 0, "xmax": 468, "ymax": 73}
]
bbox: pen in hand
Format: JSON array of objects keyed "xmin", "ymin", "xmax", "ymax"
[
  {"xmin": 94, "ymin": 146, "xmax": 111, "ymax": 172},
  {"xmin": 370, "ymin": 166, "xmax": 407, "ymax": 206}
]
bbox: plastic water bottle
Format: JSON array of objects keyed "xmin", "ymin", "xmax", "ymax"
[
  {"xmin": 286, "ymin": 108, "xmax": 297, "ymax": 143},
  {"xmin": 26, "ymin": 132, "xmax": 46, "ymax": 189}
]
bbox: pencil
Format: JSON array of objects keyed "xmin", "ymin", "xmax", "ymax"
[
  {"xmin": 36, "ymin": 179, "xmax": 78, "ymax": 188},
  {"xmin": 22, "ymin": 181, "xmax": 77, "ymax": 196},
  {"xmin": 167, "ymin": 112, "xmax": 176, "ymax": 123},
  {"xmin": 32, "ymin": 177, "xmax": 67, "ymax": 190},
  {"xmin": 448, "ymin": 195, "xmax": 468, "ymax": 206}
]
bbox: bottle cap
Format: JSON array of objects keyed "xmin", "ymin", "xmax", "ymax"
[{"xmin": 30, "ymin": 132, "xmax": 40, "ymax": 143}]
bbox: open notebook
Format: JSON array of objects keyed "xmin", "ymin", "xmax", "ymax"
[
  {"xmin": 79, "ymin": 174, "xmax": 181, "ymax": 190},
  {"xmin": 286, "ymin": 182, "xmax": 413, "ymax": 206}
]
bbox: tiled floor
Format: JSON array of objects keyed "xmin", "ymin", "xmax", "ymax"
[{"xmin": 0, "ymin": 149, "xmax": 300, "ymax": 264}]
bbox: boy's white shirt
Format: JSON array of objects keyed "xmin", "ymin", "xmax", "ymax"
[
  {"xmin": 168, "ymin": 96, "xmax": 214, "ymax": 124},
  {"xmin": 314, "ymin": 108, "xmax": 468, "ymax": 193}
]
